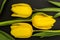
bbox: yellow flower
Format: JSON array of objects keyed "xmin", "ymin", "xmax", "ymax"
[
  {"xmin": 10, "ymin": 23, "xmax": 33, "ymax": 38},
  {"xmin": 32, "ymin": 12, "xmax": 56, "ymax": 29},
  {"xmin": 11, "ymin": 3, "xmax": 32, "ymax": 18}
]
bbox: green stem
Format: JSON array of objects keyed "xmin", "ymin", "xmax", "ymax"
[
  {"xmin": 0, "ymin": 0, "xmax": 7, "ymax": 13},
  {"xmin": 0, "ymin": 19, "xmax": 32, "ymax": 26},
  {"xmin": 33, "ymin": 30, "xmax": 60, "ymax": 32},
  {"xmin": 33, "ymin": 30, "xmax": 47, "ymax": 32}
]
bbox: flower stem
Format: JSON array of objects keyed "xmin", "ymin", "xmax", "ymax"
[
  {"xmin": 33, "ymin": 30, "xmax": 48, "ymax": 32},
  {"xmin": 33, "ymin": 30, "xmax": 60, "ymax": 32},
  {"xmin": 0, "ymin": 0, "xmax": 7, "ymax": 13},
  {"xmin": 0, "ymin": 19, "xmax": 32, "ymax": 26}
]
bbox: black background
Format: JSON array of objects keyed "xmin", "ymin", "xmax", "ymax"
[{"xmin": 0, "ymin": 0, "xmax": 60, "ymax": 40}]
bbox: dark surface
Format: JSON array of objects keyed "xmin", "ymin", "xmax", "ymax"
[{"xmin": 0, "ymin": 0, "xmax": 60, "ymax": 40}]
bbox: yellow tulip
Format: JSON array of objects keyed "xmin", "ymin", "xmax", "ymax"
[
  {"xmin": 10, "ymin": 23, "xmax": 33, "ymax": 38},
  {"xmin": 11, "ymin": 3, "xmax": 32, "ymax": 18},
  {"xmin": 32, "ymin": 12, "xmax": 56, "ymax": 29}
]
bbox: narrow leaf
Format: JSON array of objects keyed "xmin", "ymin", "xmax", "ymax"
[
  {"xmin": 33, "ymin": 30, "xmax": 60, "ymax": 38},
  {"xmin": 0, "ymin": 30, "xmax": 15, "ymax": 40},
  {"xmin": 54, "ymin": 12, "xmax": 60, "ymax": 18},
  {"xmin": 49, "ymin": 1, "xmax": 60, "ymax": 7},
  {"xmin": 34, "ymin": 8, "xmax": 60, "ymax": 12},
  {"xmin": 0, "ymin": 0, "xmax": 7, "ymax": 13},
  {"xmin": 0, "ymin": 33, "xmax": 8, "ymax": 40}
]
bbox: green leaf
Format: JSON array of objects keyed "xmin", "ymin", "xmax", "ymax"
[
  {"xmin": 49, "ymin": 1, "xmax": 60, "ymax": 7},
  {"xmin": 0, "ymin": 30, "xmax": 15, "ymax": 40},
  {"xmin": 54, "ymin": 12, "xmax": 60, "ymax": 18},
  {"xmin": 33, "ymin": 30, "xmax": 60, "ymax": 38},
  {"xmin": 0, "ymin": 0, "xmax": 7, "ymax": 13},
  {"xmin": 34, "ymin": 8, "xmax": 60, "ymax": 12}
]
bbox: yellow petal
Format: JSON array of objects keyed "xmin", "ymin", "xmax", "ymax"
[
  {"xmin": 12, "ymin": 3, "xmax": 30, "ymax": 7},
  {"xmin": 11, "ymin": 3, "xmax": 32, "ymax": 18},
  {"xmin": 11, "ymin": 13, "xmax": 22, "ymax": 17},
  {"xmin": 32, "ymin": 12, "xmax": 56, "ymax": 29},
  {"xmin": 10, "ymin": 23, "xmax": 33, "ymax": 38}
]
